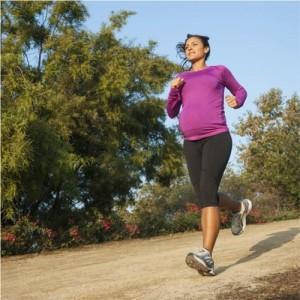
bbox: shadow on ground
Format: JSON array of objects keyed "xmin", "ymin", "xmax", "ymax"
[{"xmin": 216, "ymin": 227, "xmax": 300, "ymax": 275}]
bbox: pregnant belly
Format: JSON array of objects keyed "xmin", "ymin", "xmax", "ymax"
[{"xmin": 179, "ymin": 108, "xmax": 224, "ymax": 133}]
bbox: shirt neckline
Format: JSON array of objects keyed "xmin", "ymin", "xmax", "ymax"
[{"xmin": 185, "ymin": 65, "xmax": 214, "ymax": 73}]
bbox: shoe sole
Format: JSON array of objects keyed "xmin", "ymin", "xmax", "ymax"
[{"xmin": 185, "ymin": 253, "xmax": 215, "ymax": 276}]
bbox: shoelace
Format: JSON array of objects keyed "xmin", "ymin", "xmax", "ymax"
[{"xmin": 197, "ymin": 249, "xmax": 214, "ymax": 266}]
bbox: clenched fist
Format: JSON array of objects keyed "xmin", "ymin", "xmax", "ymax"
[
  {"xmin": 171, "ymin": 77, "xmax": 185, "ymax": 89},
  {"xmin": 225, "ymin": 95, "xmax": 239, "ymax": 108}
]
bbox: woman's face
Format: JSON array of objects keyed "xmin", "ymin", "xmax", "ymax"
[{"xmin": 184, "ymin": 37, "xmax": 208, "ymax": 62}]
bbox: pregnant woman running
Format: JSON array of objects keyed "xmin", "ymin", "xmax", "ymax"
[{"xmin": 166, "ymin": 34, "xmax": 252, "ymax": 276}]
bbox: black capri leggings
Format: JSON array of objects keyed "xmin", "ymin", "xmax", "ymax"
[{"xmin": 183, "ymin": 131, "xmax": 232, "ymax": 208}]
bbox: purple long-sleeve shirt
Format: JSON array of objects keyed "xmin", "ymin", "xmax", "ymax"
[{"xmin": 166, "ymin": 65, "xmax": 247, "ymax": 141}]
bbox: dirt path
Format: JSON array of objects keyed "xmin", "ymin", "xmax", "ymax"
[{"xmin": 2, "ymin": 219, "xmax": 300, "ymax": 300}]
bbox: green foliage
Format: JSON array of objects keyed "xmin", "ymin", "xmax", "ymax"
[
  {"xmin": 170, "ymin": 211, "xmax": 200, "ymax": 232},
  {"xmin": 1, "ymin": 216, "xmax": 47, "ymax": 255},
  {"xmin": 2, "ymin": 176, "xmax": 298, "ymax": 256},
  {"xmin": 133, "ymin": 195, "xmax": 170, "ymax": 237},
  {"xmin": 219, "ymin": 164, "xmax": 247, "ymax": 203},
  {"xmin": 129, "ymin": 180, "xmax": 201, "ymax": 236},
  {"xmin": 233, "ymin": 88, "xmax": 300, "ymax": 209},
  {"xmin": 2, "ymin": 2, "xmax": 298, "ymax": 257},
  {"xmin": 1, "ymin": 2, "xmax": 184, "ymax": 227}
]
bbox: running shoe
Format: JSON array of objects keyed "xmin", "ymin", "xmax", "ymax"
[
  {"xmin": 185, "ymin": 248, "xmax": 215, "ymax": 276},
  {"xmin": 231, "ymin": 198, "xmax": 252, "ymax": 235}
]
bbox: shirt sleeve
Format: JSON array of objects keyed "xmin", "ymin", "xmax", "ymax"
[
  {"xmin": 221, "ymin": 65, "xmax": 247, "ymax": 109},
  {"xmin": 166, "ymin": 86, "xmax": 182, "ymax": 118}
]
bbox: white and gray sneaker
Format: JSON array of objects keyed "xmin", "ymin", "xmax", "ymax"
[
  {"xmin": 231, "ymin": 198, "xmax": 252, "ymax": 235},
  {"xmin": 185, "ymin": 248, "xmax": 215, "ymax": 276}
]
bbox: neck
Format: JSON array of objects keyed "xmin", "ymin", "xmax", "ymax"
[{"xmin": 191, "ymin": 60, "xmax": 207, "ymax": 71}]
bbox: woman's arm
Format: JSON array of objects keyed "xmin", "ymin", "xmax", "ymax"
[
  {"xmin": 221, "ymin": 65, "xmax": 247, "ymax": 109},
  {"xmin": 166, "ymin": 86, "xmax": 182, "ymax": 118}
]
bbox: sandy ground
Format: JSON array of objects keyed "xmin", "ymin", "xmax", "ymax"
[{"xmin": 2, "ymin": 219, "xmax": 300, "ymax": 300}]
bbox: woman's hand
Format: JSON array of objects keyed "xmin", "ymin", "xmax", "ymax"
[
  {"xmin": 171, "ymin": 77, "xmax": 185, "ymax": 89},
  {"xmin": 225, "ymin": 95, "xmax": 239, "ymax": 108}
]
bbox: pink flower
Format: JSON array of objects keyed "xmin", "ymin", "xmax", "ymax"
[
  {"xmin": 101, "ymin": 219, "xmax": 112, "ymax": 232},
  {"xmin": 125, "ymin": 223, "xmax": 140, "ymax": 235},
  {"xmin": 69, "ymin": 226, "xmax": 80, "ymax": 238},
  {"xmin": 2, "ymin": 232, "xmax": 16, "ymax": 243},
  {"xmin": 249, "ymin": 208, "xmax": 266, "ymax": 224},
  {"xmin": 185, "ymin": 202, "xmax": 201, "ymax": 213},
  {"xmin": 249, "ymin": 208, "xmax": 262, "ymax": 218}
]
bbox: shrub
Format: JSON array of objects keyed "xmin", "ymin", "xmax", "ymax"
[
  {"xmin": 170, "ymin": 211, "xmax": 200, "ymax": 233},
  {"xmin": 1, "ymin": 216, "xmax": 48, "ymax": 255}
]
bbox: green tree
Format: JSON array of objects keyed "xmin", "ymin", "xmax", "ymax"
[
  {"xmin": 1, "ymin": 1, "xmax": 89, "ymax": 225},
  {"xmin": 233, "ymin": 88, "xmax": 300, "ymax": 209},
  {"xmin": 1, "ymin": 2, "xmax": 184, "ymax": 227},
  {"xmin": 218, "ymin": 163, "xmax": 248, "ymax": 202}
]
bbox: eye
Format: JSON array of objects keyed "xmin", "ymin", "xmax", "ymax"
[{"xmin": 185, "ymin": 43, "xmax": 198, "ymax": 50}]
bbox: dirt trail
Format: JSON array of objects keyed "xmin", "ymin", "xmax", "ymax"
[{"xmin": 2, "ymin": 219, "xmax": 300, "ymax": 300}]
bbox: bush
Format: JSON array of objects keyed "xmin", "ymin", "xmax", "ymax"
[
  {"xmin": 1, "ymin": 216, "xmax": 51, "ymax": 255},
  {"xmin": 2, "ymin": 195, "xmax": 298, "ymax": 257},
  {"xmin": 170, "ymin": 211, "xmax": 200, "ymax": 232},
  {"xmin": 219, "ymin": 209, "xmax": 231, "ymax": 228}
]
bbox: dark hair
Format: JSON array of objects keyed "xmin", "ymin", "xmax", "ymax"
[{"xmin": 176, "ymin": 34, "xmax": 211, "ymax": 71}]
